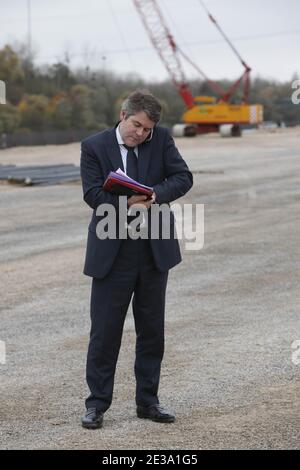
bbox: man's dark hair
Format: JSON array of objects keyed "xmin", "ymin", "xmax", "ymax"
[{"xmin": 121, "ymin": 89, "xmax": 162, "ymax": 124}]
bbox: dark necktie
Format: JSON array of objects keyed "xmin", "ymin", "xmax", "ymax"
[
  {"xmin": 124, "ymin": 145, "xmax": 138, "ymax": 181},
  {"xmin": 123, "ymin": 144, "xmax": 143, "ymax": 230}
]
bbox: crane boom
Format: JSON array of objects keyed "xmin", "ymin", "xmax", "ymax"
[
  {"xmin": 133, "ymin": 0, "xmax": 194, "ymax": 108},
  {"xmin": 133, "ymin": 0, "xmax": 249, "ymax": 103}
]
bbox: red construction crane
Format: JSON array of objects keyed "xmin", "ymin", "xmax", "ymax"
[{"xmin": 133, "ymin": 0, "xmax": 263, "ymax": 135}]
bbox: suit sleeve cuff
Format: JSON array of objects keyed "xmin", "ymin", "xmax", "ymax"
[{"xmin": 152, "ymin": 185, "xmax": 165, "ymax": 204}]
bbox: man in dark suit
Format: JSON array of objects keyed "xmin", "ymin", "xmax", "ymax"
[{"xmin": 80, "ymin": 90, "xmax": 193, "ymax": 429}]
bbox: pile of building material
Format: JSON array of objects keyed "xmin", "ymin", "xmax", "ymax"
[{"xmin": 0, "ymin": 164, "xmax": 80, "ymax": 186}]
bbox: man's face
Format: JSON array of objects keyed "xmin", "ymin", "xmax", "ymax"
[{"xmin": 119, "ymin": 110, "xmax": 155, "ymax": 147}]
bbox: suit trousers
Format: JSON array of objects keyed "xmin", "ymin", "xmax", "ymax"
[{"xmin": 85, "ymin": 237, "xmax": 169, "ymax": 411}]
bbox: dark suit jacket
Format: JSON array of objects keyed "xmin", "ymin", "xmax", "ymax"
[{"xmin": 80, "ymin": 125, "xmax": 193, "ymax": 279}]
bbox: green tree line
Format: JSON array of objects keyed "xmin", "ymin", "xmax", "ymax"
[{"xmin": 0, "ymin": 44, "xmax": 299, "ymax": 134}]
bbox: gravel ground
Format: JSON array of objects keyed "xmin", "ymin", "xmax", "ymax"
[{"xmin": 0, "ymin": 128, "xmax": 299, "ymax": 449}]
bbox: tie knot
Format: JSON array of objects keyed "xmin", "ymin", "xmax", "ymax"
[{"xmin": 123, "ymin": 144, "xmax": 135, "ymax": 151}]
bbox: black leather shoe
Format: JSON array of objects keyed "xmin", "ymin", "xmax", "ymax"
[
  {"xmin": 81, "ymin": 408, "xmax": 103, "ymax": 429},
  {"xmin": 137, "ymin": 404, "xmax": 175, "ymax": 423}
]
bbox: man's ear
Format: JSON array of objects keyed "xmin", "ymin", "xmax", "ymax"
[{"xmin": 120, "ymin": 110, "xmax": 126, "ymax": 121}]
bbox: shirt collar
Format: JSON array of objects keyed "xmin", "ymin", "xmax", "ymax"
[{"xmin": 116, "ymin": 124, "xmax": 124, "ymax": 146}]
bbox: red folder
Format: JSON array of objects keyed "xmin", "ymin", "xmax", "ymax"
[{"xmin": 103, "ymin": 171, "xmax": 153, "ymax": 198}]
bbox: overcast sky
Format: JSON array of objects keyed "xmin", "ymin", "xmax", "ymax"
[{"xmin": 0, "ymin": 0, "xmax": 299, "ymax": 83}]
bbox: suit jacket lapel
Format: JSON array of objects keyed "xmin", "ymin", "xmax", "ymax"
[{"xmin": 106, "ymin": 128, "xmax": 124, "ymax": 172}]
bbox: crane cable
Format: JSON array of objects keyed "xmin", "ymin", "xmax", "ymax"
[
  {"xmin": 198, "ymin": 0, "xmax": 250, "ymax": 70},
  {"xmin": 157, "ymin": 0, "xmax": 225, "ymax": 96}
]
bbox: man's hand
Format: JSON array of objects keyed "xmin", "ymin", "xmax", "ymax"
[{"xmin": 128, "ymin": 192, "xmax": 156, "ymax": 210}]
